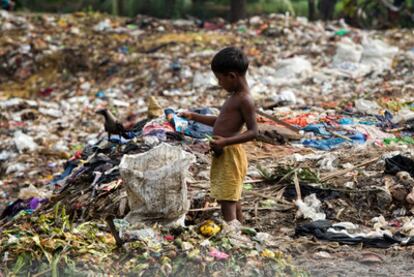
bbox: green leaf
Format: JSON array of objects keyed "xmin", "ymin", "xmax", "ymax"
[{"xmin": 12, "ymin": 254, "xmax": 27, "ymax": 274}]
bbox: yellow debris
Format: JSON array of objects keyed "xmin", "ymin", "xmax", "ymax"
[{"xmin": 199, "ymin": 220, "xmax": 221, "ymax": 237}]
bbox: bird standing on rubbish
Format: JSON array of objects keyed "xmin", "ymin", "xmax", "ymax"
[{"xmin": 96, "ymin": 109, "xmax": 128, "ymax": 141}]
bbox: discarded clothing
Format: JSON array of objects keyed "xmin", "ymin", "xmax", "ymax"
[
  {"xmin": 210, "ymin": 144, "xmax": 247, "ymax": 201},
  {"xmin": 108, "ymin": 133, "xmax": 135, "ymax": 144},
  {"xmin": 283, "ymin": 183, "xmax": 342, "ymax": 201},
  {"xmin": 143, "ymin": 120, "xmax": 175, "ymax": 141},
  {"xmin": 165, "ymin": 108, "xmax": 189, "ymax": 132},
  {"xmin": 385, "ymin": 155, "xmax": 414, "ymax": 177},
  {"xmin": 302, "ymin": 124, "xmax": 331, "ymax": 136},
  {"xmin": 165, "ymin": 108, "xmax": 213, "ymax": 139},
  {"xmin": 375, "ymin": 110, "xmax": 396, "ymax": 129},
  {"xmin": 0, "ymin": 197, "xmax": 47, "ymax": 219},
  {"xmin": 302, "ymin": 133, "xmax": 366, "ymax": 150},
  {"xmin": 50, "ymin": 160, "xmax": 78, "ymax": 186},
  {"xmin": 284, "ymin": 114, "xmax": 312, "ymax": 128},
  {"xmin": 338, "ymin": 118, "xmax": 354, "ymax": 125},
  {"xmin": 302, "ymin": 138, "xmax": 342, "ymax": 150},
  {"xmin": 188, "ymin": 108, "xmax": 214, "ymax": 138},
  {"xmin": 296, "ymin": 220, "xmax": 414, "ymax": 248},
  {"xmin": 344, "ymin": 124, "xmax": 394, "ymax": 143}
]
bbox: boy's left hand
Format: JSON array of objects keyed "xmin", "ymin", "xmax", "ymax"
[{"xmin": 210, "ymin": 136, "xmax": 227, "ymax": 152}]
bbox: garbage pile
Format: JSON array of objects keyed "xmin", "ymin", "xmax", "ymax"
[
  {"xmin": 1, "ymin": 10, "xmax": 414, "ymax": 275},
  {"xmin": 1, "ymin": 204, "xmax": 307, "ymax": 275}
]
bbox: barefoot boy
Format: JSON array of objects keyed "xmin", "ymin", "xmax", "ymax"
[{"xmin": 180, "ymin": 47, "xmax": 257, "ymax": 224}]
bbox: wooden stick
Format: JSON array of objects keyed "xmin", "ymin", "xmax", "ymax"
[
  {"xmin": 105, "ymin": 215, "xmax": 123, "ymax": 248},
  {"xmin": 244, "ymin": 190, "xmax": 293, "ymax": 205},
  {"xmin": 33, "ymin": 269, "xmax": 51, "ymax": 277},
  {"xmin": 189, "ymin": 207, "xmax": 219, "ymax": 212},
  {"xmin": 330, "ymin": 131, "xmax": 353, "ymax": 142},
  {"xmin": 385, "ymin": 127, "xmax": 405, "ymax": 132},
  {"xmin": 189, "ymin": 206, "xmax": 292, "ymax": 212},
  {"xmin": 189, "ymin": 179, "xmax": 265, "ymax": 185},
  {"xmin": 321, "ymin": 156, "xmax": 380, "ymax": 182},
  {"xmin": 293, "ymin": 170, "xmax": 302, "ymax": 201},
  {"xmin": 245, "ymin": 179, "xmax": 267, "ymax": 184},
  {"xmin": 256, "ymin": 110, "xmax": 300, "ymax": 133},
  {"xmin": 254, "ymin": 202, "xmax": 259, "ymax": 225},
  {"xmin": 188, "ymin": 185, "xmax": 293, "ymax": 206}
]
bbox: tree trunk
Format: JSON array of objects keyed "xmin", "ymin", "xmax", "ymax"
[
  {"xmin": 192, "ymin": 0, "xmax": 206, "ymax": 19},
  {"xmin": 112, "ymin": 0, "xmax": 118, "ymax": 15},
  {"xmin": 308, "ymin": 0, "xmax": 316, "ymax": 21},
  {"xmin": 165, "ymin": 0, "xmax": 176, "ymax": 18},
  {"xmin": 319, "ymin": 0, "xmax": 337, "ymax": 21},
  {"xmin": 118, "ymin": 0, "xmax": 124, "ymax": 16},
  {"xmin": 230, "ymin": 0, "xmax": 246, "ymax": 23}
]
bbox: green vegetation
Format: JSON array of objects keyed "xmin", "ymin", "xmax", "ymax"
[{"xmin": 12, "ymin": 0, "xmax": 414, "ymax": 28}]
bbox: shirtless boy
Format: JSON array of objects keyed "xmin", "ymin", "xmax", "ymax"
[{"xmin": 180, "ymin": 47, "xmax": 257, "ymax": 224}]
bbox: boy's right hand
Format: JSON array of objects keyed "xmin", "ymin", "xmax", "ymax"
[{"xmin": 178, "ymin": 111, "xmax": 193, "ymax": 120}]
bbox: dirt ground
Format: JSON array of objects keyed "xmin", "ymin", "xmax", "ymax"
[{"xmin": 293, "ymin": 246, "xmax": 414, "ymax": 277}]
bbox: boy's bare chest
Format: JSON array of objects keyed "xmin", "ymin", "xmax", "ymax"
[
  {"xmin": 216, "ymin": 97, "xmax": 242, "ymax": 125},
  {"xmin": 220, "ymin": 96, "xmax": 240, "ymax": 114}
]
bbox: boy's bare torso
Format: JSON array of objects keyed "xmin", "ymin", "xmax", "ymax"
[{"xmin": 213, "ymin": 92, "xmax": 251, "ymax": 138}]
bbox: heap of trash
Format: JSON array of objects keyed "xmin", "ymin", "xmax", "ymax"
[{"xmin": 1, "ymin": 10, "xmax": 414, "ymax": 275}]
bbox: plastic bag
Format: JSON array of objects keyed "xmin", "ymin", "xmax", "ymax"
[
  {"xmin": 354, "ymin": 99, "xmax": 381, "ymax": 115},
  {"xmin": 361, "ymin": 38, "xmax": 398, "ymax": 71},
  {"xmin": 333, "ymin": 38, "xmax": 363, "ymax": 64},
  {"xmin": 18, "ymin": 184, "xmax": 52, "ymax": 200},
  {"xmin": 384, "ymin": 155, "xmax": 414, "ymax": 177},
  {"xmin": 13, "ymin": 131, "xmax": 38, "ymax": 153},
  {"xmin": 391, "ymin": 109, "xmax": 414, "ymax": 124},
  {"xmin": 274, "ymin": 56, "xmax": 312, "ymax": 79},
  {"xmin": 295, "ymin": 193, "xmax": 326, "ymax": 221},
  {"xmin": 119, "ymin": 143, "xmax": 195, "ymax": 224}
]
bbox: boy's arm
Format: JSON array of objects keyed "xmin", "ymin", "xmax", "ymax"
[
  {"xmin": 211, "ymin": 97, "xmax": 258, "ymax": 147},
  {"xmin": 179, "ymin": 112, "xmax": 217, "ymax": 127}
]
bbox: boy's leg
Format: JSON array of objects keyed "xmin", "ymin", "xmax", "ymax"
[
  {"xmin": 218, "ymin": 200, "xmax": 237, "ymax": 222},
  {"xmin": 236, "ymin": 201, "xmax": 243, "ymax": 223}
]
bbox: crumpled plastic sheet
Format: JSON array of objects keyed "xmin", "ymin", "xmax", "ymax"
[{"xmin": 296, "ymin": 220, "xmax": 414, "ymax": 248}]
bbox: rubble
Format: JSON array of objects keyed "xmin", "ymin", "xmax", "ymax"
[{"xmin": 0, "ymin": 10, "xmax": 414, "ymax": 275}]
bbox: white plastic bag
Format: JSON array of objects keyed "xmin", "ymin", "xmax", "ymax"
[
  {"xmin": 192, "ymin": 71, "xmax": 216, "ymax": 88},
  {"xmin": 354, "ymin": 99, "xmax": 381, "ymax": 115},
  {"xmin": 274, "ymin": 56, "xmax": 312, "ymax": 79},
  {"xmin": 119, "ymin": 143, "xmax": 195, "ymax": 224},
  {"xmin": 13, "ymin": 131, "xmax": 38, "ymax": 153},
  {"xmin": 333, "ymin": 38, "xmax": 363, "ymax": 65},
  {"xmin": 295, "ymin": 194, "xmax": 326, "ymax": 221},
  {"xmin": 361, "ymin": 38, "xmax": 398, "ymax": 71},
  {"xmin": 271, "ymin": 89, "xmax": 297, "ymax": 105},
  {"xmin": 391, "ymin": 109, "xmax": 414, "ymax": 124}
]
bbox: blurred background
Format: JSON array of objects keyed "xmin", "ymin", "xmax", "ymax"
[{"xmin": 2, "ymin": 0, "xmax": 414, "ymax": 29}]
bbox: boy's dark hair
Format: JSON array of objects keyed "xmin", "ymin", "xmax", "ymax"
[{"xmin": 211, "ymin": 47, "xmax": 249, "ymax": 75}]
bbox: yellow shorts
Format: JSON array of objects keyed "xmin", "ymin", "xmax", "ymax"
[{"xmin": 210, "ymin": 144, "xmax": 248, "ymax": 201}]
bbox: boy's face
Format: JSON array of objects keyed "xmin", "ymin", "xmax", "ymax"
[{"xmin": 213, "ymin": 72, "xmax": 237, "ymax": 93}]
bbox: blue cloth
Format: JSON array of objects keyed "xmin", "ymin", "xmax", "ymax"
[
  {"xmin": 302, "ymin": 138, "xmax": 346, "ymax": 150},
  {"xmin": 302, "ymin": 132, "xmax": 366, "ymax": 150},
  {"xmin": 349, "ymin": 132, "xmax": 366, "ymax": 144},
  {"xmin": 302, "ymin": 124, "xmax": 331, "ymax": 136},
  {"xmin": 338, "ymin": 118, "xmax": 354, "ymax": 125},
  {"xmin": 108, "ymin": 131, "xmax": 136, "ymax": 144},
  {"xmin": 50, "ymin": 161, "xmax": 77, "ymax": 185},
  {"xmin": 109, "ymin": 133, "xmax": 134, "ymax": 144}
]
